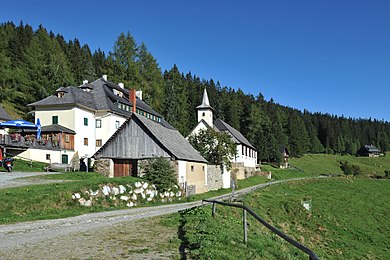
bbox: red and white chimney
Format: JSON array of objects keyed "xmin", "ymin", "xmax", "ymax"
[{"xmin": 129, "ymin": 88, "xmax": 136, "ymax": 113}]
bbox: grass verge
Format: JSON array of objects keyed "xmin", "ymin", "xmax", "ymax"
[{"xmin": 177, "ymin": 178, "xmax": 390, "ymax": 259}]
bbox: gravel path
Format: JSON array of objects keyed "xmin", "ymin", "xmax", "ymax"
[
  {"xmin": 0, "ymin": 171, "xmax": 63, "ymax": 189},
  {"xmin": 0, "ymin": 176, "xmax": 322, "ymax": 259}
]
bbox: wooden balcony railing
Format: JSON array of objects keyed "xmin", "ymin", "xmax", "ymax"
[{"xmin": 0, "ymin": 134, "xmax": 62, "ymax": 151}]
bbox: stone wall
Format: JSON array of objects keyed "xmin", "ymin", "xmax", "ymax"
[
  {"xmin": 94, "ymin": 158, "xmax": 112, "ymax": 177},
  {"xmin": 232, "ymin": 162, "xmax": 257, "ymax": 180},
  {"xmin": 207, "ymin": 165, "xmax": 223, "ymax": 191}
]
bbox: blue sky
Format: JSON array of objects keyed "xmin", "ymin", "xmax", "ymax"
[{"xmin": 1, "ymin": 1, "xmax": 389, "ymax": 121}]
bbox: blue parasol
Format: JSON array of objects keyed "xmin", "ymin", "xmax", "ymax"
[
  {"xmin": 0, "ymin": 119, "xmax": 38, "ymax": 129},
  {"xmin": 36, "ymin": 118, "xmax": 41, "ymax": 139}
]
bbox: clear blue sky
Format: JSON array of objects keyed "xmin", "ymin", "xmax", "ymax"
[{"xmin": 1, "ymin": 0, "xmax": 389, "ymax": 121}]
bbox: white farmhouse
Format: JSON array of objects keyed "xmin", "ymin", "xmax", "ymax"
[{"xmin": 24, "ymin": 75, "xmax": 165, "ymax": 166}]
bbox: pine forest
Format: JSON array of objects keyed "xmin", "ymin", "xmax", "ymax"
[{"xmin": 1, "ymin": 21, "xmax": 389, "ymax": 161}]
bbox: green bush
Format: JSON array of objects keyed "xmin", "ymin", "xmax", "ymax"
[
  {"xmin": 340, "ymin": 161, "xmax": 361, "ymax": 176},
  {"xmin": 141, "ymin": 157, "xmax": 178, "ymax": 192}
]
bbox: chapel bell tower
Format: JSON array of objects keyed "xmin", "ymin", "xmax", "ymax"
[{"xmin": 196, "ymin": 88, "xmax": 213, "ymax": 127}]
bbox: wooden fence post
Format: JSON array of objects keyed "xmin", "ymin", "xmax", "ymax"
[
  {"xmin": 243, "ymin": 208, "xmax": 247, "ymax": 243},
  {"xmin": 212, "ymin": 202, "xmax": 216, "ymax": 218}
]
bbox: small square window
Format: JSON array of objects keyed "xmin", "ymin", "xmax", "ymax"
[
  {"xmin": 84, "ymin": 118, "xmax": 88, "ymax": 126},
  {"xmin": 96, "ymin": 139, "xmax": 102, "ymax": 147},
  {"xmin": 84, "ymin": 138, "xmax": 88, "ymax": 146},
  {"xmin": 96, "ymin": 119, "xmax": 102, "ymax": 128},
  {"xmin": 46, "ymin": 154, "xmax": 51, "ymax": 160}
]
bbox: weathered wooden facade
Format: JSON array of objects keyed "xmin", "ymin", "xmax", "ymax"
[{"xmin": 94, "ymin": 114, "xmax": 208, "ymax": 194}]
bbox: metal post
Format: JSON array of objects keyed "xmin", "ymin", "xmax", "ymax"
[
  {"xmin": 243, "ymin": 208, "xmax": 247, "ymax": 243},
  {"xmin": 212, "ymin": 202, "xmax": 216, "ymax": 218}
]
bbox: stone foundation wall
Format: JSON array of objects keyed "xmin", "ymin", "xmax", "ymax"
[
  {"xmin": 207, "ymin": 165, "xmax": 223, "ymax": 191},
  {"xmin": 94, "ymin": 158, "xmax": 112, "ymax": 177},
  {"xmin": 232, "ymin": 162, "xmax": 257, "ymax": 179}
]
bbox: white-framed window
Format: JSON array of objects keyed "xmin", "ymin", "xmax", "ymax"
[{"xmin": 115, "ymin": 121, "xmax": 120, "ymax": 129}]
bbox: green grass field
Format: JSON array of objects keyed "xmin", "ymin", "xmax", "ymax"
[
  {"xmin": 289, "ymin": 153, "xmax": 390, "ymax": 177},
  {"xmin": 177, "ymin": 178, "xmax": 390, "ymax": 259}
]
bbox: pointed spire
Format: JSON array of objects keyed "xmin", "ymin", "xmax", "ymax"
[{"xmin": 196, "ymin": 88, "xmax": 213, "ymax": 110}]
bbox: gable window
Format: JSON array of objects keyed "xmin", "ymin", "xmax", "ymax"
[
  {"xmin": 191, "ymin": 165, "xmax": 194, "ymax": 172},
  {"xmin": 65, "ymin": 134, "xmax": 70, "ymax": 143},
  {"xmin": 202, "ymin": 112, "xmax": 205, "ymax": 117},
  {"xmin": 84, "ymin": 117, "xmax": 88, "ymax": 126},
  {"xmin": 96, "ymin": 119, "xmax": 102, "ymax": 128},
  {"xmin": 52, "ymin": 116, "xmax": 58, "ymax": 124},
  {"xmin": 96, "ymin": 139, "xmax": 102, "ymax": 147},
  {"xmin": 115, "ymin": 121, "xmax": 120, "ymax": 129},
  {"xmin": 84, "ymin": 138, "xmax": 88, "ymax": 146}
]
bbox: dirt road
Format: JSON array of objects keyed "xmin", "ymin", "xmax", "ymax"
[{"xmin": 0, "ymin": 176, "xmax": 317, "ymax": 259}]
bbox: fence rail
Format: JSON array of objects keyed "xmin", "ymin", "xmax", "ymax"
[{"xmin": 203, "ymin": 199, "xmax": 320, "ymax": 260}]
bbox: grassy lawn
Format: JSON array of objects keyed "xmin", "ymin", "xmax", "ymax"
[
  {"xmin": 289, "ymin": 153, "xmax": 390, "ymax": 177},
  {"xmin": 0, "ymin": 173, "xmax": 139, "ymax": 224},
  {"xmin": 176, "ymin": 178, "xmax": 390, "ymax": 259},
  {"xmin": 1, "ymin": 159, "xmax": 48, "ymax": 172}
]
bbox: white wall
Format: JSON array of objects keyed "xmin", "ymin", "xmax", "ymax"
[
  {"xmin": 234, "ymin": 144, "xmax": 257, "ymax": 168},
  {"xmin": 35, "ymin": 107, "xmax": 76, "ymax": 130},
  {"xmin": 19, "ymin": 148, "xmax": 75, "ymax": 164},
  {"xmin": 177, "ymin": 160, "xmax": 187, "ymax": 185},
  {"xmin": 95, "ymin": 113, "xmax": 127, "ymax": 147},
  {"xmin": 74, "ymin": 107, "xmax": 96, "ymax": 157}
]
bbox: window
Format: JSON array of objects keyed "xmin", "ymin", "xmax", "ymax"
[
  {"xmin": 65, "ymin": 134, "xmax": 70, "ymax": 143},
  {"xmin": 52, "ymin": 116, "xmax": 58, "ymax": 124},
  {"xmin": 202, "ymin": 112, "xmax": 205, "ymax": 116},
  {"xmin": 191, "ymin": 165, "xmax": 194, "ymax": 172},
  {"xmin": 202, "ymin": 166, "xmax": 205, "ymax": 171},
  {"xmin": 96, "ymin": 139, "xmax": 102, "ymax": 147},
  {"xmin": 46, "ymin": 154, "xmax": 51, "ymax": 160},
  {"xmin": 84, "ymin": 138, "xmax": 88, "ymax": 146},
  {"xmin": 115, "ymin": 121, "xmax": 120, "ymax": 129},
  {"xmin": 96, "ymin": 119, "xmax": 102, "ymax": 128},
  {"xmin": 84, "ymin": 117, "xmax": 88, "ymax": 126},
  {"xmin": 242, "ymin": 146, "xmax": 245, "ymax": 155}
]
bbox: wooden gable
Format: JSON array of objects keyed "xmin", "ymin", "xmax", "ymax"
[{"xmin": 96, "ymin": 118, "xmax": 171, "ymax": 159}]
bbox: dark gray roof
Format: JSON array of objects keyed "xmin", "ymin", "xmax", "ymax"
[
  {"xmin": 23, "ymin": 124, "xmax": 76, "ymax": 134},
  {"xmin": 214, "ymin": 118, "xmax": 256, "ymax": 150},
  {"xmin": 95, "ymin": 114, "xmax": 207, "ymax": 163},
  {"xmin": 0, "ymin": 105, "xmax": 12, "ymax": 121},
  {"xmin": 364, "ymin": 145, "xmax": 380, "ymax": 153},
  {"xmin": 135, "ymin": 114, "xmax": 207, "ymax": 163},
  {"xmin": 29, "ymin": 77, "xmax": 163, "ymax": 119},
  {"xmin": 41, "ymin": 124, "xmax": 76, "ymax": 134},
  {"xmin": 29, "ymin": 86, "xmax": 96, "ymax": 110}
]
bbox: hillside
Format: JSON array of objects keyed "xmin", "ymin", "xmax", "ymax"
[
  {"xmin": 1, "ymin": 21, "xmax": 390, "ymax": 160},
  {"xmin": 178, "ymin": 154, "xmax": 390, "ymax": 259}
]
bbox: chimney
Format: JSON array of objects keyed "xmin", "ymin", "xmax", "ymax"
[
  {"xmin": 118, "ymin": 83, "xmax": 124, "ymax": 89},
  {"xmin": 129, "ymin": 88, "xmax": 136, "ymax": 113},
  {"xmin": 83, "ymin": 80, "xmax": 88, "ymax": 84},
  {"xmin": 136, "ymin": 90, "xmax": 143, "ymax": 100},
  {"xmin": 102, "ymin": 75, "xmax": 107, "ymax": 81}
]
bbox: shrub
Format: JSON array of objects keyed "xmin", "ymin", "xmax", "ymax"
[
  {"xmin": 340, "ymin": 161, "xmax": 361, "ymax": 176},
  {"xmin": 142, "ymin": 157, "xmax": 178, "ymax": 192}
]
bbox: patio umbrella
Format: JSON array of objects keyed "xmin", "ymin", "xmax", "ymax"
[
  {"xmin": 36, "ymin": 118, "xmax": 41, "ymax": 139},
  {"xmin": 0, "ymin": 119, "xmax": 38, "ymax": 129}
]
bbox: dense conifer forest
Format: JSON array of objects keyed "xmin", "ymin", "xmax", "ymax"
[{"xmin": 1, "ymin": 21, "xmax": 389, "ymax": 160}]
